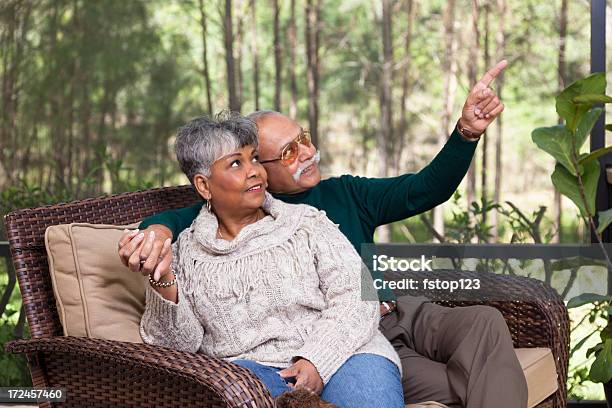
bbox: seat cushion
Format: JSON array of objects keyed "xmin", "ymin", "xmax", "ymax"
[
  {"xmin": 405, "ymin": 348, "xmax": 557, "ymax": 408},
  {"xmin": 45, "ymin": 223, "xmax": 144, "ymax": 342},
  {"xmin": 516, "ymin": 347, "xmax": 558, "ymax": 408}
]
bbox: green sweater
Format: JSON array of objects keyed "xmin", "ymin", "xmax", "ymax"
[{"xmin": 140, "ymin": 129, "xmax": 477, "ymax": 299}]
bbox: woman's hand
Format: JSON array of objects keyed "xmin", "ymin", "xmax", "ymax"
[
  {"xmin": 118, "ymin": 225, "xmax": 173, "ymax": 281},
  {"xmin": 279, "ymin": 359, "xmax": 324, "ymax": 395},
  {"xmin": 459, "ymin": 59, "xmax": 508, "ymax": 136}
]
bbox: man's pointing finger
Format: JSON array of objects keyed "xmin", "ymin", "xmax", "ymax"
[{"xmin": 478, "ymin": 59, "xmax": 508, "ymax": 87}]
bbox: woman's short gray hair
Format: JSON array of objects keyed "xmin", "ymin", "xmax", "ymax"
[{"xmin": 175, "ymin": 111, "xmax": 259, "ymax": 184}]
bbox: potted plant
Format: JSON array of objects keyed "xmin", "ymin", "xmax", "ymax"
[{"xmin": 532, "ymin": 71, "xmax": 612, "ymax": 403}]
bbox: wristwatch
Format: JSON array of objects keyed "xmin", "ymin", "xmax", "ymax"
[
  {"xmin": 381, "ymin": 301, "xmax": 397, "ymax": 315},
  {"xmin": 456, "ymin": 120, "xmax": 482, "ymax": 141}
]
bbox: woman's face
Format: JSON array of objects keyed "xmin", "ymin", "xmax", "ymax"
[{"xmin": 196, "ymin": 144, "xmax": 267, "ymax": 215}]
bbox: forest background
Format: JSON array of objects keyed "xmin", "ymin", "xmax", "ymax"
[{"xmin": 1, "ymin": 0, "xmax": 612, "ymax": 400}]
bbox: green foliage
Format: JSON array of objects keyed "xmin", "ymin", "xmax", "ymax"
[
  {"xmin": 0, "ymin": 260, "xmax": 32, "ymax": 387},
  {"xmin": 568, "ymin": 365, "xmax": 592, "ymax": 401},
  {"xmin": 532, "ymin": 125, "xmax": 579, "ymax": 175},
  {"xmin": 0, "ymin": 317, "xmax": 31, "ymax": 387},
  {"xmin": 574, "ymin": 95, "xmax": 612, "ymax": 104},
  {"xmin": 597, "ymin": 209, "xmax": 612, "ymax": 235},
  {"xmin": 568, "ymin": 294, "xmax": 611, "ymax": 309},
  {"xmin": 551, "ymin": 160, "xmax": 599, "ymax": 218},
  {"xmin": 555, "ymin": 72, "xmax": 606, "ymax": 132},
  {"xmin": 575, "ymin": 108, "xmax": 604, "ymax": 155},
  {"xmin": 536, "ymin": 72, "xmax": 612, "ymax": 386},
  {"xmin": 445, "ymin": 196, "xmax": 500, "ymax": 244},
  {"xmin": 534, "ymin": 72, "xmax": 611, "ymax": 220},
  {"xmin": 590, "ymin": 339, "xmax": 612, "ymax": 384}
]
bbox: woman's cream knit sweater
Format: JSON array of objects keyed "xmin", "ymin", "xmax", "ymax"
[{"xmin": 139, "ymin": 193, "xmax": 401, "ymax": 384}]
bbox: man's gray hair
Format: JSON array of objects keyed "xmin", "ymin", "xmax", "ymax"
[
  {"xmin": 246, "ymin": 110, "xmax": 281, "ymax": 124},
  {"xmin": 175, "ymin": 111, "xmax": 258, "ymax": 183}
]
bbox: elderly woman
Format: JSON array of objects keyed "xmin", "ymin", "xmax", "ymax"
[{"xmin": 137, "ymin": 112, "xmax": 403, "ymax": 407}]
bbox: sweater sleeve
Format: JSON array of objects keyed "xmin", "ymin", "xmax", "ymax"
[
  {"xmin": 139, "ymin": 244, "xmax": 204, "ymax": 353},
  {"xmin": 347, "ymin": 129, "xmax": 478, "ymax": 228},
  {"xmin": 292, "ymin": 214, "xmax": 380, "ymax": 384},
  {"xmin": 138, "ymin": 203, "xmax": 203, "ymax": 243}
]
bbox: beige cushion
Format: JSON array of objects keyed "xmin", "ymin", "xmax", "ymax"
[
  {"xmin": 405, "ymin": 347, "xmax": 558, "ymax": 408},
  {"xmin": 45, "ymin": 223, "xmax": 144, "ymax": 343},
  {"xmin": 516, "ymin": 348, "xmax": 558, "ymax": 408}
]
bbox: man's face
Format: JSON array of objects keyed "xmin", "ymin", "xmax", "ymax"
[{"xmin": 257, "ymin": 113, "xmax": 321, "ymax": 194}]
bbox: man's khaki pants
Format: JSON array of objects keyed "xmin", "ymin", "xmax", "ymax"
[{"xmin": 379, "ymin": 296, "xmax": 528, "ymax": 408}]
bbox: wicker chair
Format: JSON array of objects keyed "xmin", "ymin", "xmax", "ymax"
[{"xmin": 3, "ymin": 185, "xmax": 569, "ymax": 408}]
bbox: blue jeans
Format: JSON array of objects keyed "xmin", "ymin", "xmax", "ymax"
[{"xmin": 233, "ymin": 353, "xmax": 404, "ymax": 408}]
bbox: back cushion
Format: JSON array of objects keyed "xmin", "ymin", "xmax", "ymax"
[{"xmin": 45, "ymin": 223, "xmax": 145, "ymax": 343}]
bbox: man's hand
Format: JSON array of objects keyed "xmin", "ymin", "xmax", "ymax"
[
  {"xmin": 460, "ymin": 59, "xmax": 508, "ymax": 135},
  {"xmin": 118, "ymin": 225, "xmax": 173, "ymax": 281},
  {"xmin": 278, "ymin": 359, "xmax": 324, "ymax": 395}
]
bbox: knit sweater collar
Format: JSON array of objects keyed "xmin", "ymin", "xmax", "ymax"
[{"xmin": 192, "ymin": 192, "xmax": 311, "ymax": 255}]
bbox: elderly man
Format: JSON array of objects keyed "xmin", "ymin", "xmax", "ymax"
[{"xmin": 119, "ymin": 60, "xmax": 527, "ymax": 408}]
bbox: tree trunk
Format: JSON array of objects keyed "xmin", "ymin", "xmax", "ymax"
[
  {"xmin": 223, "ymin": 0, "xmax": 239, "ymax": 112},
  {"xmin": 273, "ymin": 0, "xmax": 282, "ymax": 111},
  {"xmin": 466, "ymin": 0, "xmax": 480, "ymax": 211},
  {"xmin": 492, "ymin": 0, "xmax": 507, "ymax": 241},
  {"xmin": 377, "ymin": 0, "xmax": 394, "ymax": 243},
  {"xmin": 554, "ymin": 0, "xmax": 568, "ymax": 242},
  {"xmin": 480, "ymin": 0, "xmax": 491, "ymax": 228},
  {"xmin": 199, "ymin": 0, "xmax": 213, "ymax": 114},
  {"xmin": 0, "ymin": 0, "xmax": 32, "ymax": 188},
  {"xmin": 250, "ymin": 0, "xmax": 260, "ymax": 111},
  {"xmin": 305, "ymin": 0, "xmax": 320, "ymax": 146},
  {"xmin": 396, "ymin": 0, "xmax": 416, "ymax": 174},
  {"xmin": 235, "ymin": 0, "xmax": 244, "ymax": 110},
  {"xmin": 288, "ymin": 0, "xmax": 298, "ymax": 119},
  {"xmin": 434, "ymin": 0, "xmax": 458, "ymax": 240}
]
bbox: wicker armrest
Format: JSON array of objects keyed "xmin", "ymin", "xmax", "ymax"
[{"xmin": 6, "ymin": 336, "xmax": 274, "ymax": 408}]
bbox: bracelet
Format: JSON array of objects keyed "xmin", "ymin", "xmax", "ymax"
[
  {"xmin": 456, "ymin": 120, "xmax": 482, "ymax": 141},
  {"xmin": 148, "ymin": 271, "xmax": 177, "ymax": 288}
]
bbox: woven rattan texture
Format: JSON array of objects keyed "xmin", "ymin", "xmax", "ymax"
[{"xmin": 7, "ymin": 336, "xmax": 274, "ymax": 407}]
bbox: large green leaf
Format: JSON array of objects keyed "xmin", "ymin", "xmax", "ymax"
[
  {"xmin": 567, "ymin": 293, "xmax": 611, "ymax": 308},
  {"xmin": 590, "ymin": 338, "xmax": 612, "ymax": 383},
  {"xmin": 556, "ymin": 72, "xmax": 606, "ymax": 131},
  {"xmin": 576, "ymin": 108, "xmax": 603, "ymax": 150},
  {"xmin": 588, "ymin": 343, "xmax": 604, "ymax": 358},
  {"xmin": 532, "ymin": 125, "xmax": 577, "ymax": 175},
  {"xmin": 606, "ymin": 124, "xmax": 612, "ymax": 132},
  {"xmin": 602, "ymin": 324, "xmax": 612, "ymax": 342},
  {"xmin": 551, "ymin": 160, "xmax": 600, "ymax": 217},
  {"xmin": 598, "ymin": 209, "xmax": 612, "ymax": 235},
  {"xmin": 579, "ymin": 146, "xmax": 612, "ymax": 167},
  {"xmin": 574, "ymin": 94, "xmax": 612, "ymax": 104}
]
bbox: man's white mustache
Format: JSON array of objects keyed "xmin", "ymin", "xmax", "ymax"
[{"xmin": 292, "ymin": 151, "xmax": 320, "ymax": 182}]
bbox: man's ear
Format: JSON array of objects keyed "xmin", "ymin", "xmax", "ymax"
[{"xmin": 193, "ymin": 174, "xmax": 211, "ymax": 201}]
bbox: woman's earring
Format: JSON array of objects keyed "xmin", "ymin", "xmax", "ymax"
[{"xmin": 206, "ymin": 198, "xmax": 212, "ymax": 212}]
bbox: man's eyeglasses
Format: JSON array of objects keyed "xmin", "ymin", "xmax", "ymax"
[{"xmin": 260, "ymin": 129, "xmax": 312, "ymax": 167}]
